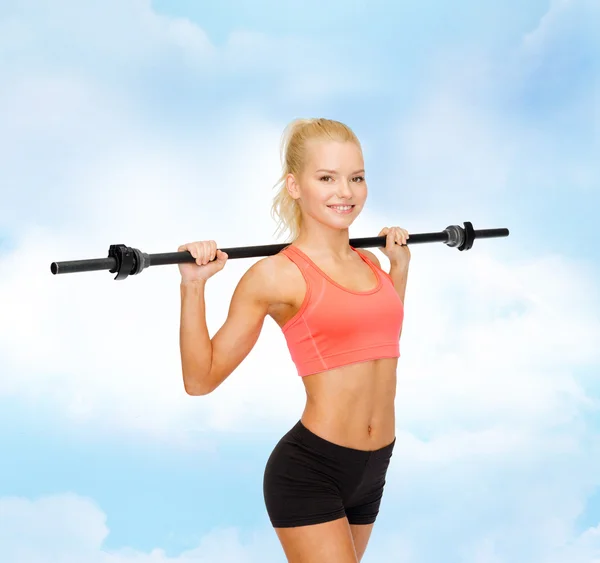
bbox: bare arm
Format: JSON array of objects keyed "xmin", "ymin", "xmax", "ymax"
[
  {"xmin": 388, "ymin": 262, "xmax": 409, "ymax": 304},
  {"xmin": 179, "ymin": 259, "xmax": 273, "ymax": 395},
  {"xmin": 180, "ymin": 279, "xmax": 212, "ymax": 395}
]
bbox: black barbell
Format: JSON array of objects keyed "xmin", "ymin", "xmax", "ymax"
[{"xmin": 49, "ymin": 221, "xmax": 509, "ymax": 281}]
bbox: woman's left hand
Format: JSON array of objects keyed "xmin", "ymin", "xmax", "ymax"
[{"xmin": 378, "ymin": 226, "xmax": 411, "ymax": 268}]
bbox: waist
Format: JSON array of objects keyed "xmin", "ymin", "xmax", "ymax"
[
  {"xmin": 300, "ymin": 360, "xmax": 397, "ymax": 450},
  {"xmin": 290, "ymin": 419, "xmax": 396, "ymax": 458},
  {"xmin": 300, "ymin": 408, "xmax": 396, "ymax": 451}
]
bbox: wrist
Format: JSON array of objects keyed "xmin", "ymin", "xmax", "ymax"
[
  {"xmin": 180, "ymin": 279, "xmax": 207, "ymax": 290},
  {"xmin": 389, "ymin": 259, "xmax": 410, "ymax": 270}
]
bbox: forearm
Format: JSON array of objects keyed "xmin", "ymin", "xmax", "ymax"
[
  {"xmin": 179, "ymin": 280, "xmax": 212, "ymax": 395},
  {"xmin": 389, "ymin": 262, "xmax": 409, "ymax": 305}
]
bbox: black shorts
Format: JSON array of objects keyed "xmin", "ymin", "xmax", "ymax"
[{"xmin": 263, "ymin": 420, "xmax": 395, "ymax": 528}]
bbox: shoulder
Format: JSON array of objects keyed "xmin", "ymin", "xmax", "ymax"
[
  {"xmin": 237, "ymin": 250, "xmax": 299, "ymax": 304},
  {"xmin": 354, "ymin": 248, "xmax": 382, "ymax": 268},
  {"xmin": 248, "ymin": 250, "xmax": 297, "ymax": 282}
]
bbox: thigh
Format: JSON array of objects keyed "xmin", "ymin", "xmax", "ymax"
[
  {"xmin": 275, "ymin": 516, "xmax": 358, "ymax": 563},
  {"xmin": 349, "ymin": 523, "xmax": 374, "ymax": 561}
]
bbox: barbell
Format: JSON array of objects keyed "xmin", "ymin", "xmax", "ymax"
[{"xmin": 49, "ymin": 221, "xmax": 509, "ymax": 281}]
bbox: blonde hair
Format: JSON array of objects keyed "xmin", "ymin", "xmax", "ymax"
[{"xmin": 270, "ymin": 118, "xmax": 362, "ymax": 242}]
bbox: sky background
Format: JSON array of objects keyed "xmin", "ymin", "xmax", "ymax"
[{"xmin": 0, "ymin": 0, "xmax": 599, "ymax": 561}]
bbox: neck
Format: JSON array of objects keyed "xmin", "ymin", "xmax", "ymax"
[{"xmin": 293, "ymin": 221, "xmax": 353, "ymax": 259}]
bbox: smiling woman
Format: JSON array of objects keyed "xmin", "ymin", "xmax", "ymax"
[
  {"xmin": 178, "ymin": 118, "xmax": 411, "ymax": 562},
  {"xmin": 270, "ymin": 118, "xmax": 367, "ymax": 242}
]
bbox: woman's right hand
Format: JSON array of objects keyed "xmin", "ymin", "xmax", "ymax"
[{"xmin": 178, "ymin": 240, "xmax": 228, "ymax": 282}]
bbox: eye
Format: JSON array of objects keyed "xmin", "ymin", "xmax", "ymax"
[
  {"xmin": 320, "ymin": 175, "xmax": 333, "ymax": 182},
  {"xmin": 352, "ymin": 176, "xmax": 365, "ymax": 183}
]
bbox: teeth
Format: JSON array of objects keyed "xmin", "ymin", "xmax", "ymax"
[{"xmin": 329, "ymin": 205, "xmax": 352, "ymax": 210}]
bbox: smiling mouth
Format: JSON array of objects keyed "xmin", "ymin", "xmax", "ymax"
[{"xmin": 327, "ymin": 205, "xmax": 355, "ymax": 214}]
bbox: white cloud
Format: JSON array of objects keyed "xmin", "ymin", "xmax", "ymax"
[
  {"xmin": 0, "ymin": 494, "xmax": 283, "ymax": 563},
  {"xmin": 0, "ymin": 0, "xmax": 379, "ymax": 105},
  {"xmin": 1, "ymin": 492, "xmax": 600, "ymax": 563},
  {"xmin": 0, "ymin": 0, "xmax": 213, "ymax": 63}
]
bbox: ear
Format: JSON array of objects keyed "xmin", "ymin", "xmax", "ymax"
[{"xmin": 285, "ymin": 173, "xmax": 301, "ymax": 200}]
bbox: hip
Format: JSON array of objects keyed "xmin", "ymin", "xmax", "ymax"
[{"xmin": 264, "ymin": 419, "xmax": 396, "ymax": 489}]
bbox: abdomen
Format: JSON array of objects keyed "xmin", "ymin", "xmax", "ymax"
[{"xmin": 300, "ymin": 358, "xmax": 398, "ymax": 450}]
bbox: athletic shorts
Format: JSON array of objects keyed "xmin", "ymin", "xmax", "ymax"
[{"xmin": 263, "ymin": 420, "xmax": 395, "ymax": 528}]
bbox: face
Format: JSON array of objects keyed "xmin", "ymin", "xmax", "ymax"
[{"xmin": 286, "ymin": 139, "xmax": 367, "ymax": 232}]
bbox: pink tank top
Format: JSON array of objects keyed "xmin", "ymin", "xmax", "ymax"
[{"xmin": 280, "ymin": 245, "xmax": 404, "ymax": 377}]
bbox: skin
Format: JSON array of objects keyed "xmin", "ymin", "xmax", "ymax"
[{"xmin": 178, "ymin": 138, "xmax": 410, "ymax": 562}]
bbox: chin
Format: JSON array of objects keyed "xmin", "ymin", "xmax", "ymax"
[{"xmin": 323, "ymin": 208, "xmax": 361, "ymax": 228}]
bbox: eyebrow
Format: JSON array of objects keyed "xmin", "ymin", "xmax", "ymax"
[{"xmin": 315, "ymin": 169, "xmax": 365, "ymax": 175}]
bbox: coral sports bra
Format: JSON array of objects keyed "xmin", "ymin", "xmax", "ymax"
[{"xmin": 279, "ymin": 244, "xmax": 404, "ymax": 377}]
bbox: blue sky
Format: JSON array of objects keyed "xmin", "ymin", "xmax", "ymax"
[{"xmin": 0, "ymin": 0, "xmax": 599, "ymax": 562}]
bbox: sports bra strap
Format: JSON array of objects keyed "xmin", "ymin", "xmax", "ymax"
[{"xmin": 280, "ymin": 245, "xmax": 319, "ymax": 280}]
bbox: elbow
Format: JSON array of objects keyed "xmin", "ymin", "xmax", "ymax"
[
  {"xmin": 184, "ymin": 382, "xmax": 212, "ymax": 396},
  {"xmin": 182, "ymin": 370, "xmax": 213, "ymax": 396}
]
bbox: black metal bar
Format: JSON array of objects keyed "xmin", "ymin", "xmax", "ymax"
[
  {"xmin": 50, "ymin": 258, "xmax": 115, "ymax": 275},
  {"xmin": 50, "ymin": 223, "xmax": 509, "ymax": 280}
]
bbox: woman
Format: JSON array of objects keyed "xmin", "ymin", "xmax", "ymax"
[{"xmin": 178, "ymin": 118, "xmax": 410, "ymax": 562}]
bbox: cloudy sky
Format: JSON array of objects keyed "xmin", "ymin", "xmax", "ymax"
[{"xmin": 0, "ymin": 0, "xmax": 598, "ymax": 561}]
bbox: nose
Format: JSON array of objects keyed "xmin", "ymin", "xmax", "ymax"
[{"xmin": 336, "ymin": 179, "xmax": 352, "ymax": 199}]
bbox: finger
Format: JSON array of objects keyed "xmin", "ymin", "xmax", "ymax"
[
  {"xmin": 202, "ymin": 241, "xmax": 210, "ymax": 265},
  {"xmin": 194, "ymin": 243, "xmax": 204, "ymax": 265},
  {"xmin": 201, "ymin": 242, "xmax": 210, "ymax": 265},
  {"xmin": 387, "ymin": 230, "xmax": 396, "ymax": 250},
  {"xmin": 392, "ymin": 227, "xmax": 407, "ymax": 245},
  {"xmin": 190, "ymin": 245, "xmax": 201, "ymax": 265}
]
